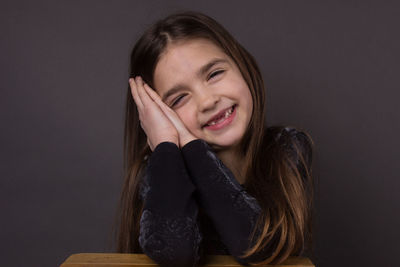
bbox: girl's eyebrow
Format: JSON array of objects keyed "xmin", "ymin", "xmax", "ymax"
[
  {"xmin": 161, "ymin": 58, "xmax": 229, "ymax": 102},
  {"xmin": 198, "ymin": 58, "xmax": 229, "ymax": 77}
]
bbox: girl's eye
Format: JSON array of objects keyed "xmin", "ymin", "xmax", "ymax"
[
  {"xmin": 171, "ymin": 94, "xmax": 186, "ymax": 107},
  {"xmin": 208, "ymin": 70, "xmax": 225, "ymax": 81}
]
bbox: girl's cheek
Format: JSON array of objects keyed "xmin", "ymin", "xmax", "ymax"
[
  {"xmin": 176, "ymin": 109, "xmax": 189, "ymax": 125},
  {"xmin": 177, "ymin": 109, "xmax": 197, "ymax": 130}
]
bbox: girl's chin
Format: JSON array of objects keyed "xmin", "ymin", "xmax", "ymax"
[
  {"xmin": 204, "ymin": 133, "xmax": 243, "ymax": 151},
  {"xmin": 199, "ymin": 120, "xmax": 247, "ymax": 150}
]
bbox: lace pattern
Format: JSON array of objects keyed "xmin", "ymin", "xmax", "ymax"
[
  {"xmin": 139, "ymin": 209, "xmax": 202, "ymax": 266},
  {"xmin": 204, "ymin": 142, "xmax": 262, "ymax": 219}
]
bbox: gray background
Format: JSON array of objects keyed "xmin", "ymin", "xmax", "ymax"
[{"xmin": 1, "ymin": 1, "xmax": 399, "ymax": 267}]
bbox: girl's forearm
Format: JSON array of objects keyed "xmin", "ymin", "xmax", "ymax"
[
  {"xmin": 181, "ymin": 139, "xmax": 270, "ymax": 264},
  {"xmin": 139, "ymin": 142, "xmax": 201, "ymax": 266}
]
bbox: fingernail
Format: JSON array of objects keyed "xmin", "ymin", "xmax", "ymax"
[{"xmin": 129, "ymin": 78, "xmax": 133, "ymax": 83}]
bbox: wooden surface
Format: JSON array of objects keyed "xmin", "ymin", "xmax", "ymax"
[{"xmin": 60, "ymin": 253, "xmax": 315, "ymax": 267}]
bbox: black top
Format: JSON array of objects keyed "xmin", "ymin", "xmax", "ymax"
[{"xmin": 138, "ymin": 127, "xmax": 312, "ymax": 266}]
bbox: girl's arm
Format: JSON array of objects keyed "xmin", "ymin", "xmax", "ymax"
[
  {"xmin": 181, "ymin": 139, "xmax": 263, "ymax": 264},
  {"xmin": 129, "ymin": 77, "xmax": 203, "ymax": 266},
  {"xmin": 138, "ymin": 141, "xmax": 202, "ymax": 267},
  {"xmin": 180, "ymin": 127, "xmax": 311, "ymax": 264}
]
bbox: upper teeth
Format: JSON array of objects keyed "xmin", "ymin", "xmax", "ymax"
[{"xmin": 208, "ymin": 106, "xmax": 234, "ymax": 126}]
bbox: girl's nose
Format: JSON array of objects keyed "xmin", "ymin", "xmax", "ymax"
[{"xmin": 198, "ymin": 92, "xmax": 220, "ymax": 113}]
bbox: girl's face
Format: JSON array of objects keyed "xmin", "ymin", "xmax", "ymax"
[{"xmin": 153, "ymin": 38, "xmax": 253, "ymax": 151}]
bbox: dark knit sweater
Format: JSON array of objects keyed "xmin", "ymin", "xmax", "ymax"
[{"xmin": 137, "ymin": 127, "xmax": 312, "ymax": 266}]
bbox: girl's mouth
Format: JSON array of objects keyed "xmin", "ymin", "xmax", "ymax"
[{"xmin": 203, "ymin": 105, "xmax": 237, "ymax": 131}]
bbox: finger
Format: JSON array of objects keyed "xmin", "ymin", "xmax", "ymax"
[
  {"xmin": 150, "ymin": 97, "xmax": 197, "ymax": 146},
  {"xmin": 143, "ymin": 83, "xmax": 162, "ymax": 102},
  {"xmin": 143, "ymin": 83, "xmax": 176, "ymax": 116},
  {"xmin": 135, "ymin": 76, "xmax": 154, "ymax": 107},
  {"xmin": 143, "ymin": 83, "xmax": 175, "ymax": 118},
  {"xmin": 144, "ymin": 83, "xmax": 187, "ymax": 132},
  {"xmin": 129, "ymin": 78, "xmax": 143, "ymax": 110},
  {"xmin": 143, "ymin": 83, "xmax": 197, "ymax": 147}
]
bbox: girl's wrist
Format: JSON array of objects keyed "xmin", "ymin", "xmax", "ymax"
[
  {"xmin": 154, "ymin": 137, "xmax": 179, "ymax": 149},
  {"xmin": 180, "ymin": 136, "xmax": 198, "ymax": 148}
]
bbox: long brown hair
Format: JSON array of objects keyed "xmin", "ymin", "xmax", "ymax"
[{"xmin": 116, "ymin": 11, "xmax": 314, "ymax": 264}]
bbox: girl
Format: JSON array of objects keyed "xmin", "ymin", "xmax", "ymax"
[{"xmin": 116, "ymin": 11, "xmax": 314, "ymax": 266}]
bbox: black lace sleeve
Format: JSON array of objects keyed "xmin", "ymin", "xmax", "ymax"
[
  {"xmin": 181, "ymin": 139, "xmax": 263, "ymax": 265},
  {"xmin": 138, "ymin": 142, "xmax": 202, "ymax": 267},
  {"xmin": 180, "ymin": 128, "xmax": 313, "ymax": 265}
]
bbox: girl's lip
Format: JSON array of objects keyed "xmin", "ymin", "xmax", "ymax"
[
  {"xmin": 203, "ymin": 105, "xmax": 236, "ymax": 127},
  {"xmin": 203, "ymin": 105, "xmax": 236, "ymax": 131}
]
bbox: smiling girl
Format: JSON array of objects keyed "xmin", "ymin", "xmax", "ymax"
[{"xmin": 116, "ymin": 11, "xmax": 314, "ymax": 266}]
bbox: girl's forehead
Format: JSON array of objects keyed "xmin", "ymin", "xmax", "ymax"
[
  {"xmin": 155, "ymin": 39, "xmax": 231, "ymax": 75},
  {"xmin": 153, "ymin": 39, "xmax": 233, "ymax": 90},
  {"xmin": 159, "ymin": 39, "xmax": 228, "ymax": 64}
]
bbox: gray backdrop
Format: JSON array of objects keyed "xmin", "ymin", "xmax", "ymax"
[{"xmin": 1, "ymin": 1, "xmax": 399, "ymax": 267}]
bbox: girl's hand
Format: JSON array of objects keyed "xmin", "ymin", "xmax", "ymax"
[
  {"xmin": 129, "ymin": 77, "xmax": 179, "ymax": 151},
  {"xmin": 142, "ymin": 82, "xmax": 198, "ymax": 148}
]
